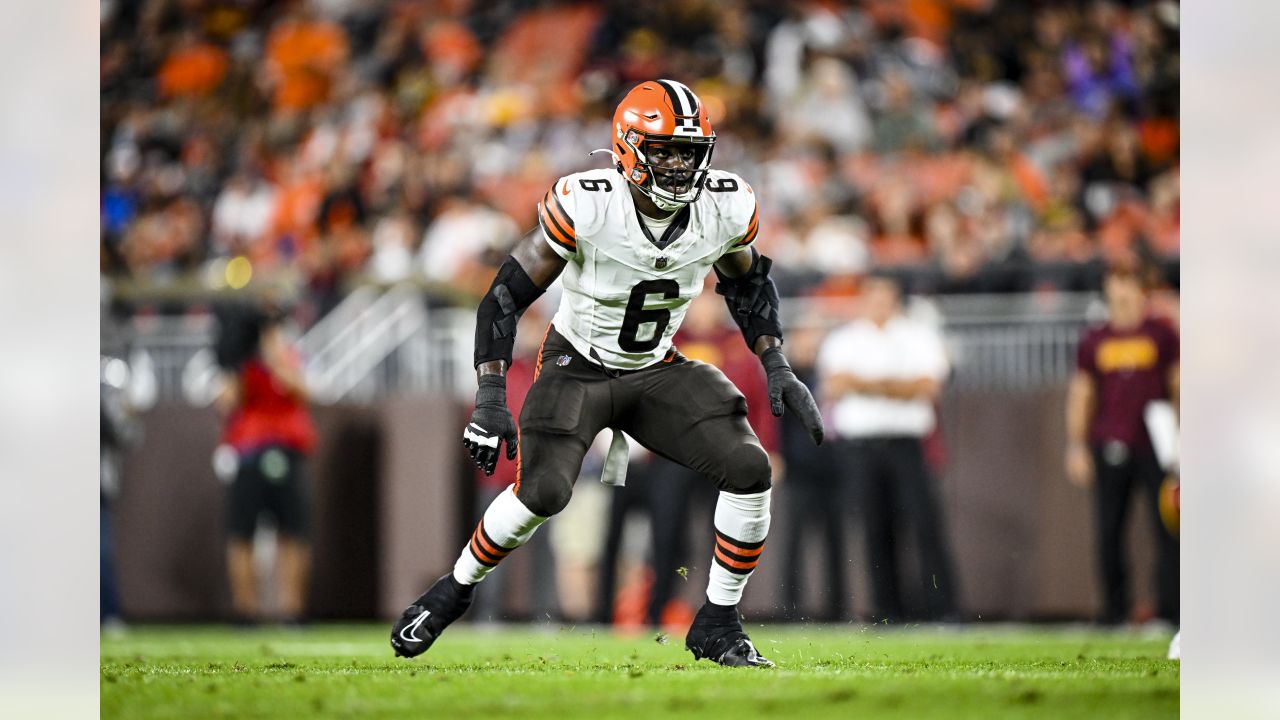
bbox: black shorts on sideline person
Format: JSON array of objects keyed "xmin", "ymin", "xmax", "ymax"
[{"xmin": 227, "ymin": 445, "xmax": 310, "ymax": 540}]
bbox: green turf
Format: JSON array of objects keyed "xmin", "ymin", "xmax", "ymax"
[{"xmin": 101, "ymin": 623, "xmax": 1177, "ymax": 719}]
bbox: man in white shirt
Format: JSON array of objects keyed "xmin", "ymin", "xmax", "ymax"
[{"xmin": 817, "ymin": 275, "xmax": 957, "ymax": 622}]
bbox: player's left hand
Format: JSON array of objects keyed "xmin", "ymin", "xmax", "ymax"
[{"xmin": 761, "ymin": 347, "xmax": 824, "ymax": 445}]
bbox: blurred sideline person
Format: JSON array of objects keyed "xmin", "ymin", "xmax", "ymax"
[
  {"xmin": 777, "ymin": 324, "xmax": 846, "ymax": 622},
  {"xmin": 215, "ymin": 304, "xmax": 316, "ymax": 625},
  {"xmin": 818, "ymin": 276, "xmax": 958, "ymax": 622},
  {"xmin": 101, "ymin": 355, "xmax": 141, "ymax": 632},
  {"xmin": 594, "ymin": 448, "xmax": 665, "ymax": 626},
  {"xmin": 391, "ymin": 80, "xmax": 824, "ymax": 667},
  {"xmin": 1066, "ymin": 267, "xmax": 1179, "ymax": 625}
]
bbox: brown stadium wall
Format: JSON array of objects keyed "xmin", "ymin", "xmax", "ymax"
[
  {"xmin": 110, "ymin": 387, "xmax": 1157, "ymax": 622},
  {"xmin": 111, "ymin": 397, "xmax": 467, "ymax": 621}
]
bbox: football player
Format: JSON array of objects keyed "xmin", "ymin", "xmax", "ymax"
[{"xmin": 391, "ymin": 80, "xmax": 824, "ymax": 667}]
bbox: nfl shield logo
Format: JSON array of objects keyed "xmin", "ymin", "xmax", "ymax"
[{"xmin": 556, "ymin": 355, "xmax": 572, "ymax": 367}]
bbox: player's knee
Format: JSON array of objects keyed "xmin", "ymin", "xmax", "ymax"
[
  {"xmin": 721, "ymin": 444, "xmax": 772, "ymax": 494},
  {"xmin": 516, "ymin": 476, "xmax": 574, "ymax": 517}
]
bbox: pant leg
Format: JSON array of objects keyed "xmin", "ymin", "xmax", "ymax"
[
  {"xmin": 780, "ymin": 472, "xmax": 814, "ymax": 619},
  {"xmin": 263, "ymin": 447, "xmax": 310, "ymax": 541},
  {"xmin": 594, "ymin": 472, "xmax": 643, "ymax": 624},
  {"xmin": 884, "ymin": 439, "xmax": 957, "ymax": 620},
  {"xmin": 646, "ymin": 459, "xmax": 695, "ymax": 625},
  {"xmin": 848, "ymin": 441, "xmax": 902, "ymax": 622},
  {"xmin": 617, "ymin": 360, "xmax": 771, "ymax": 494},
  {"xmin": 780, "ymin": 455, "xmax": 847, "ymax": 621},
  {"xmin": 101, "ymin": 498, "xmax": 122, "ymax": 621},
  {"xmin": 1137, "ymin": 451, "xmax": 1180, "ymax": 623},
  {"xmin": 514, "ymin": 331, "xmax": 614, "ymax": 517},
  {"xmin": 816, "ymin": 447, "xmax": 849, "ymax": 621},
  {"xmin": 1093, "ymin": 445, "xmax": 1136, "ymax": 624},
  {"xmin": 526, "ymin": 524, "xmax": 562, "ymax": 622},
  {"xmin": 227, "ymin": 450, "xmax": 267, "ymax": 541}
]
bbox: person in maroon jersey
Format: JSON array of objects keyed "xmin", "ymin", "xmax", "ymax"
[
  {"xmin": 216, "ymin": 307, "xmax": 317, "ymax": 625},
  {"xmin": 1066, "ymin": 267, "xmax": 1179, "ymax": 625}
]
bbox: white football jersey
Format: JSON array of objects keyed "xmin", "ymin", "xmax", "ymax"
[{"xmin": 537, "ymin": 167, "xmax": 759, "ymax": 370}]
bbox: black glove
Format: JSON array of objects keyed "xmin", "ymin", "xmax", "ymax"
[
  {"xmin": 462, "ymin": 374, "xmax": 519, "ymax": 476},
  {"xmin": 760, "ymin": 347, "xmax": 824, "ymax": 445}
]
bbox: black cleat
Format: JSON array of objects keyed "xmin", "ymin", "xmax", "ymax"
[
  {"xmin": 390, "ymin": 573, "xmax": 475, "ymax": 658},
  {"xmin": 685, "ymin": 601, "xmax": 775, "ymax": 667}
]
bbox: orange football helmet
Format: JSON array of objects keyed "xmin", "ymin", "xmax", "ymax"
[{"xmin": 609, "ymin": 79, "xmax": 716, "ymax": 211}]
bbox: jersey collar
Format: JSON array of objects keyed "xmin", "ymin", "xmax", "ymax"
[{"xmin": 632, "ymin": 203, "xmax": 691, "ymax": 250}]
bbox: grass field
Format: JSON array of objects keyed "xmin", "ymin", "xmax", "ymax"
[{"xmin": 101, "ymin": 623, "xmax": 1177, "ymax": 719}]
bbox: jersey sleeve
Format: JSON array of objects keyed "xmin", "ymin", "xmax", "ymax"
[
  {"xmin": 537, "ymin": 178, "xmax": 578, "ymax": 261},
  {"xmin": 706, "ymin": 172, "xmax": 759, "ymax": 255},
  {"xmin": 723, "ymin": 187, "xmax": 759, "ymax": 255}
]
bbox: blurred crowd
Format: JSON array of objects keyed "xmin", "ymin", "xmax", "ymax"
[{"xmin": 101, "ymin": 0, "xmax": 1179, "ymax": 324}]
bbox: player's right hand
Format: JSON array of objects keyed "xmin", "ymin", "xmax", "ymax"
[{"xmin": 463, "ymin": 375, "xmax": 518, "ymax": 476}]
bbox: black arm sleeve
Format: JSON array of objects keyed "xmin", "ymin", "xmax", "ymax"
[
  {"xmin": 713, "ymin": 249, "xmax": 784, "ymax": 350},
  {"xmin": 474, "ymin": 256, "xmax": 546, "ymax": 367}
]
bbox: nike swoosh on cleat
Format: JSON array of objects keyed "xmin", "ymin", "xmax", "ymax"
[{"xmin": 399, "ymin": 609, "xmax": 432, "ymax": 643}]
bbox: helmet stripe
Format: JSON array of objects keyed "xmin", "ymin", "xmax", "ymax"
[
  {"xmin": 656, "ymin": 78, "xmax": 692, "ymax": 116},
  {"xmin": 671, "ymin": 80, "xmax": 699, "ymax": 116}
]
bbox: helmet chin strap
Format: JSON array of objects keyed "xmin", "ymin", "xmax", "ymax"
[
  {"xmin": 650, "ymin": 192, "xmax": 688, "ymax": 212},
  {"xmin": 646, "ymin": 166, "xmax": 696, "ymax": 212}
]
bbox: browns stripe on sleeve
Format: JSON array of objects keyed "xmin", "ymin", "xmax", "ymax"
[
  {"xmin": 539, "ymin": 188, "xmax": 576, "ymax": 253},
  {"xmin": 733, "ymin": 203, "xmax": 759, "ymax": 248}
]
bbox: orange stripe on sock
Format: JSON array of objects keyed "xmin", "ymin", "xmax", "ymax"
[
  {"xmin": 469, "ymin": 534, "xmax": 499, "ymax": 565},
  {"xmin": 714, "ymin": 545, "xmax": 760, "ymax": 571},
  {"xmin": 716, "ymin": 537, "xmax": 765, "ymax": 558},
  {"xmin": 474, "ymin": 522, "xmax": 512, "ymax": 560}
]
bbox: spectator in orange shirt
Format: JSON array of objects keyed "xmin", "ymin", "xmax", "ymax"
[
  {"xmin": 264, "ymin": 4, "xmax": 349, "ymax": 112},
  {"xmin": 157, "ymin": 30, "xmax": 228, "ymax": 99}
]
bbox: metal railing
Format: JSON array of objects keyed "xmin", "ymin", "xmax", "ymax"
[
  {"xmin": 936, "ymin": 293, "xmax": 1105, "ymax": 390},
  {"xmin": 108, "ymin": 291, "xmax": 1104, "ymax": 405},
  {"xmin": 302, "ymin": 284, "xmax": 430, "ymax": 403}
]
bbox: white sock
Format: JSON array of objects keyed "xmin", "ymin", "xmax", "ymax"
[
  {"xmin": 453, "ymin": 484, "xmax": 547, "ymax": 584},
  {"xmin": 705, "ymin": 489, "xmax": 771, "ymax": 606}
]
